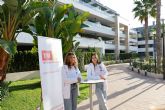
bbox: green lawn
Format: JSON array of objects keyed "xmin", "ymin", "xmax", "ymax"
[{"xmin": 0, "ymin": 72, "xmax": 89, "ymax": 110}]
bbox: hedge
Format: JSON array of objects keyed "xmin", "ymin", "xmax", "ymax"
[
  {"xmin": 0, "ymin": 81, "xmax": 11, "ymax": 101},
  {"xmin": 7, "ymin": 50, "xmax": 101, "ymax": 73},
  {"xmin": 7, "ymin": 51, "xmax": 39, "ymax": 73},
  {"xmin": 103, "ymin": 53, "xmax": 115, "ymax": 61},
  {"xmin": 132, "ymin": 59, "xmax": 160, "ymax": 73},
  {"xmin": 119, "ymin": 53, "xmax": 139, "ymax": 60}
]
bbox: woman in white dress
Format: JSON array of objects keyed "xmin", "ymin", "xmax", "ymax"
[{"xmin": 87, "ymin": 53, "xmax": 108, "ymax": 110}]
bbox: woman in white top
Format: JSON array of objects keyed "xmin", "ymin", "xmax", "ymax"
[
  {"xmin": 62, "ymin": 52, "xmax": 82, "ymax": 110},
  {"xmin": 87, "ymin": 53, "xmax": 108, "ymax": 110}
]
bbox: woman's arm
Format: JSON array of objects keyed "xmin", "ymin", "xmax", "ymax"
[
  {"xmin": 77, "ymin": 67, "xmax": 82, "ymax": 82},
  {"xmin": 62, "ymin": 66, "xmax": 77, "ymax": 84},
  {"xmin": 99, "ymin": 63, "xmax": 108, "ymax": 80}
]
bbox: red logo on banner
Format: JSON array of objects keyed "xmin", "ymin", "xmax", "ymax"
[{"xmin": 42, "ymin": 50, "xmax": 53, "ymax": 61}]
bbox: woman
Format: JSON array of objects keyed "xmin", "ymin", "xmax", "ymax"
[
  {"xmin": 62, "ymin": 52, "xmax": 82, "ymax": 110},
  {"xmin": 87, "ymin": 53, "xmax": 108, "ymax": 110}
]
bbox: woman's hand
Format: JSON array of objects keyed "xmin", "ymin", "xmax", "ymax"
[
  {"xmin": 99, "ymin": 75, "xmax": 106, "ymax": 80},
  {"xmin": 77, "ymin": 77, "xmax": 81, "ymax": 83}
]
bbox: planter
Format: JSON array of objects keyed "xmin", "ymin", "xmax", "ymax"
[
  {"xmin": 147, "ymin": 72, "xmax": 163, "ymax": 78},
  {"xmin": 128, "ymin": 66, "xmax": 135, "ymax": 71},
  {"xmin": 134, "ymin": 68, "xmax": 139, "ymax": 73},
  {"xmin": 140, "ymin": 70, "xmax": 146, "ymax": 76},
  {"xmin": 148, "ymin": 72, "xmax": 154, "ymax": 78},
  {"xmin": 128, "ymin": 66, "xmax": 164, "ymax": 79},
  {"xmin": 128, "ymin": 66, "xmax": 133, "ymax": 70}
]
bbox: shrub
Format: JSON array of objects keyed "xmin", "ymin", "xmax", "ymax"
[
  {"xmin": 7, "ymin": 51, "xmax": 39, "ymax": 73},
  {"xmin": 7, "ymin": 49, "xmax": 101, "ymax": 73},
  {"xmin": 119, "ymin": 53, "xmax": 139, "ymax": 60},
  {"xmin": 75, "ymin": 51, "xmax": 84, "ymax": 72},
  {"xmin": 103, "ymin": 53, "xmax": 115, "ymax": 61},
  {"xmin": 103, "ymin": 60, "xmax": 116, "ymax": 66},
  {"xmin": 0, "ymin": 81, "xmax": 11, "ymax": 101}
]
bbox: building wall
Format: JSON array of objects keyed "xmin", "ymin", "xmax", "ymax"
[
  {"xmin": 134, "ymin": 26, "xmax": 164, "ymax": 58},
  {"xmin": 16, "ymin": 0, "xmax": 138, "ymax": 59}
]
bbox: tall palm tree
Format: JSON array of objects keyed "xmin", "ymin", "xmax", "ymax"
[
  {"xmin": 132, "ymin": 0, "xmax": 156, "ymax": 61},
  {"xmin": 0, "ymin": 0, "xmax": 48, "ymax": 81},
  {"xmin": 156, "ymin": 0, "xmax": 162, "ymax": 74}
]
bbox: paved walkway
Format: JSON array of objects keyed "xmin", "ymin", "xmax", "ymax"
[{"xmin": 78, "ymin": 63, "xmax": 165, "ymax": 110}]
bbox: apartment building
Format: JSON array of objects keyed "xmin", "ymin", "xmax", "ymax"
[
  {"xmin": 58, "ymin": 0, "xmax": 138, "ymax": 59},
  {"xmin": 134, "ymin": 25, "xmax": 165, "ymax": 58},
  {"xmin": 16, "ymin": 0, "xmax": 138, "ymax": 59}
]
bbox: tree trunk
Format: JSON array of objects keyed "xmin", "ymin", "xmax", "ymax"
[
  {"xmin": 0, "ymin": 47, "xmax": 10, "ymax": 82},
  {"xmin": 144, "ymin": 17, "xmax": 149, "ymax": 61},
  {"xmin": 156, "ymin": 0, "xmax": 162, "ymax": 74}
]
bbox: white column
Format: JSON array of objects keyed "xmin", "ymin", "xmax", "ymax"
[
  {"xmin": 114, "ymin": 16, "xmax": 120, "ymax": 60},
  {"xmin": 125, "ymin": 26, "xmax": 129, "ymax": 53}
]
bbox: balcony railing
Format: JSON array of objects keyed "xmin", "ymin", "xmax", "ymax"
[
  {"xmin": 79, "ymin": 0, "xmax": 115, "ymax": 17},
  {"xmin": 120, "ymin": 31, "xmax": 126, "ymax": 38},
  {"xmin": 138, "ymin": 47, "xmax": 154, "ymax": 52},
  {"xmin": 58, "ymin": 0, "xmax": 115, "ymax": 22},
  {"xmin": 129, "ymin": 38, "xmax": 137, "ymax": 43},
  {"xmin": 138, "ymin": 40, "xmax": 154, "ymax": 45},
  {"xmin": 129, "ymin": 46, "xmax": 138, "ymax": 51},
  {"xmin": 84, "ymin": 21, "xmax": 116, "ymax": 36}
]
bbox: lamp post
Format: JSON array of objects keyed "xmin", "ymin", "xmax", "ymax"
[
  {"xmin": 152, "ymin": 21, "xmax": 157, "ymax": 73},
  {"xmin": 161, "ymin": 19, "xmax": 165, "ymax": 79}
]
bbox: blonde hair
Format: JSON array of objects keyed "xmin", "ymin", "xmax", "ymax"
[{"xmin": 64, "ymin": 52, "xmax": 78, "ymax": 69}]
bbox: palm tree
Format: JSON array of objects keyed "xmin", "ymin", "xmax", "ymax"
[
  {"xmin": 132, "ymin": 0, "xmax": 156, "ymax": 61},
  {"xmin": 156, "ymin": 0, "xmax": 162, "ymax": 74},
  {"xmin": 0, "ymin": 0, "xmax": 48, "ymax": 81},
  {"xmin": 33, "ymin": 1, "xmax": 89, "ymax": 55}
]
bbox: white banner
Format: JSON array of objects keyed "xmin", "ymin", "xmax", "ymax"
[{"xmin": 38, "ymin": 36, "xmax": 64, "ymax": 110}]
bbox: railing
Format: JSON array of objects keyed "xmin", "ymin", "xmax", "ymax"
[
  {"xmin": 120, "ymin": 31, "xmax": 126, "ymax": 38},
  {"xmin": 78, "ymin": 0, "xmax": 115, "ymax": 17},
  {"xmin": 84, "ymin": 21, "xmax": 115, "ymax": 36}
]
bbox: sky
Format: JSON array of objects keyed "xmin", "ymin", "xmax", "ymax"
[
  {"xmin": 99, "ymin": 0, "xmax": 165, "ymax": 28},
  {"xmin": 0, "ymin": 0, "xmax": 165, "ymax": 28}
]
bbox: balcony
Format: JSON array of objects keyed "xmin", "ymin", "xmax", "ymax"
[
  {"xmin": 83, "ymin": 21, "xmax": 116, "ymax": 36},
  {"xmin": 58, "ymin": 0, "xmax": 115, "ymax": 22},
  {"xmin": 138, "ymin": 47, "xmax": 154, "ymax": 52},
  {"xmin": 105, "ymin": 43, "xmax": 115, "ymax": 49},
  {"xmin": 16, "ymin": 32, "xmax": 33, "ymax": 44},
  {"xmin": 138, "ymin": 40, "xmax": 154, "ymax": 45},
  {"xmin": 129, "ymin": 46, "xmax": 138, "ymax": 51},
  {"xmin": 120, "ymin": 45, "xmax": 126, "ymax": 50},
  {"xmin": 120, "ymin": 31, "xmax": 126, "ymax": 38},
  {"xmin": 129, "ymin": 38, "xmax": 137, "ymax": 43},
  {"xmin": 74, "ymin": 35, "xmax": 103, "ymax": 48}
]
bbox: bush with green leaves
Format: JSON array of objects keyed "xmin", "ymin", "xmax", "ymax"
[
  {"xmin": 131, "ymin": 58, "xmax": 161, "ymax": 73},
  {"xmin": 0, "ymin": 81, "xmax": 11, "ymax": 101},
  {"xmin": 75, "ymin": 51, "xmax": 84, "ymax": 72},
  {"xmin": 7, "ymin": 50, "xmax": 102, "ymax": 73},
  {"xmin": 103, "ymin": 53, "xmax": 115, "ymax": 61},
  {"xmin": 119, "ymin": 53, "xmax": 139, "ymax": 60},
  {"xmin": 7, "ymin": 51, "xmax": 39, "ymax": 73}
]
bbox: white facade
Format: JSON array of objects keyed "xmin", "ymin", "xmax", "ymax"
[
  {"xmin": 58, "ymin": 0, "xmax": 138, "ymax": 59},
  {"xmin": 17, "ymin": 0, "xmax": 138, "ymax": 59},
  {"xmin": 137, "ymin": 38, "xmax": 164, "ymax": 58}
]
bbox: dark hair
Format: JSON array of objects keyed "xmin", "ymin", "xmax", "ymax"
[
  {"xmin": 64, "ymin": 52, "xmax": 78, "ymax": 69},
  {"xmin": 90, "ymin": 53, "xmax": 101, "ymax": 64}
]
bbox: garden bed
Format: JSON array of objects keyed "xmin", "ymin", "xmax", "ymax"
[{"xmin": 128, "ymin": 66, "xmax": 163, "ymax": 79}]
